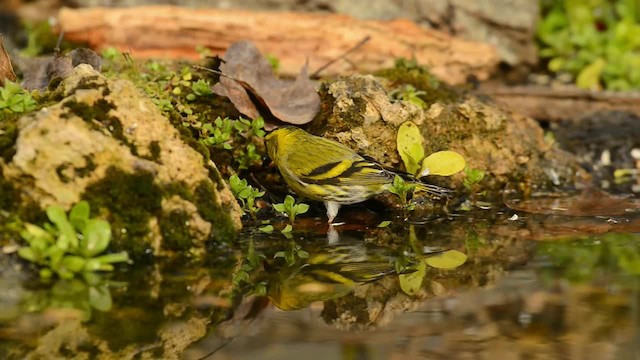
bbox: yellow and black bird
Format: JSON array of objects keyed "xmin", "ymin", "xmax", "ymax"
[{"xmin": 265, "ymin": 127, "xmax": 448, "ymax": 222}]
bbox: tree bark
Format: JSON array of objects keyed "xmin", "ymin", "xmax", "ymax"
[{"xmin": 57, "ymin": 6, "xmax": 499, "ymax": 85}]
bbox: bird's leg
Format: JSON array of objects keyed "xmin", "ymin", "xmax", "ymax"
[{"xmin": 324, "ymin": 201, "xmax": 341, "ymax": 223}]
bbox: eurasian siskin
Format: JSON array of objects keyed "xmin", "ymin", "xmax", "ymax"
[
  {"xmin": 266, "ymin": 242, "xmax": 400, "ymax": 310},
  {"xmin": 265, "ymin": 126, "xmax": 449, "ymax": 222}
]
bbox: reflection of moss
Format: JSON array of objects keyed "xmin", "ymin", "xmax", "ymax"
[
  {"xmin": 158, "ymin": 210, "xmax": 193, "ymax": 251},
  {"xmin": 82, "ymin": 167, "xmax": 163, "ymax": 257}
]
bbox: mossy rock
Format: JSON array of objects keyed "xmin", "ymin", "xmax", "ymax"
[
  {"xmin": 1, "ymin": 65, "xmax": 242, "ymax": 258},
  {"xmin": 310, "ymin": 70, "xmax": 584, "ymax": 193}
]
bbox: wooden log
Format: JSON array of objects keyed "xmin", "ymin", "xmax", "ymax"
[
  {"xmin": 481, "ymin": 84, "xmax": 640, "ymax": 121},
  {"xmin": 56, "ymin": 6, "xmax": 499, "ymax": 85}
]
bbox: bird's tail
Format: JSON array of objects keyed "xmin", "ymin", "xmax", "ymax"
[{"xmin": 412, "ymin": 181, "xmax": 453, "ymax": 199}]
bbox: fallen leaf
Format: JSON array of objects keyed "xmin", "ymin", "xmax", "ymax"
[
  {"xmin": 0, "ymin": 34, "xmax": 17, "ymax": 86},
  {"xmin": 22, "ymin": 47, "xmax": 102, "ymax": 90},
  {"xmin": 212, "ymin": 41, "xmax": 320, "ymax": 129},
  {"xmin": 419, "ymin": 150, "xmax": 466, "ymax": 177}
]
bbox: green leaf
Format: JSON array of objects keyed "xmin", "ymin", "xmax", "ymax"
[
  {"xmin": 273, "ymin": 203, "xmax": 286, "ymax": 212},
  {"xmin": 69, "ymin": 200, "xmax": 90, "ymax": 231},
  {"xmin": 47, "ymin": 245, "xmax": 65, "ymax": 268},
  {"xmin": 294, "ymin": 203, "xmax": 309, "ymax": 215},
  {"xmin": 18, "ymin": 247, "xmax": 38, "ymax": 262},
  {"xmin": 47, "ymin": 205, "xmax": 78, "ymax": 249},
  {"xmin": 419, "ymin": 151, "xmax": 466, "ymax": 177},
  {"xmin": 399, "ymin": 261, "xmax": 426, "ymax": 295},
  {"xmin": 425, "ymin": 250, "xmax": 468, "ymax": 269},
  {"xmin": 89, "ymin": 286, "xmax": 113, "ymax": 312},
  {"xmin": 81, "ymin": 219, "xmax": 112, "ymax": 257},
  {"xmin": 396, "ymin": 121, "xmax": 425, "ymax": 175},
  {"xmin": 93, "ymin": 251, "xmax": 130, "ymax": 264},
  {"xmin": 259, "ymin": 225, "xmax": 274, "ymax": 233},
  {"xmin": 377, "ymin": 220, "xmax": 391, "ymax": 228},
  {"xmin": 576, "ymin": 58, "xmax": 606, "ymax": 90},
  {"xmin": 61, "ymin": 255, "xmax": 87, "ymax": 273},
  {"xmin": 283, "ymin": 195, "xmax": 295, "ymax": 209},
  {"xmin": 281, "ymin": 224, "xmax": 293, "ymax": 233}
]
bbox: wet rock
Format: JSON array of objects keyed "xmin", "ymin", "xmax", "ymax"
[
  {"xmin": 311, "ymin": 73, "xmax": 584, "ymax": 192},
  {"xmin": 1, "ymin": 64, "xmax": 242, "ymax": 257}
]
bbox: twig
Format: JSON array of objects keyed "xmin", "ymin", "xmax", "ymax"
[{"xmin": 310, "ymin": 35, "xmax": 371, "ymax": 78}]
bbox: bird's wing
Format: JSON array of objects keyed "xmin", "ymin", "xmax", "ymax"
[{"xmin": 282, "ymin": 136, "xmax": 364, "ymax": 177}]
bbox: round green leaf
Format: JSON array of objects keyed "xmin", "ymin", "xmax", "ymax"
[
  {"xmin": 419, "ymin": 151, "xmax": 466, "ymax": 177},
  {"xmin": 397, "ymin": 121, "xmax": 425, "ymax": 175},
  {"xmin": 425, "ymin": 250, "xmax": 468, "ymax": 269},
  {"xmin": 81, "ymin": 219, "xmax": 112, "ymax": 257}
]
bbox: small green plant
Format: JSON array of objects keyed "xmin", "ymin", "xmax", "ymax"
[
  {"xmin": 463, "ymin": 166, "xmax": 485, "ymax": 190},
  {"xmin": 396, "ymin": 121, "xmax": 465, "ymax": 178},
  {"xmin": 537, "ymin": 0, "xmax": 640, "ymax": 90},
  {"xmin": 0, "ymin": 81, "xmax": 37, "ymax": 114},
  {"xmin": 391, "ymin": 84, "xmax": 427, "ymax": 108},
  {"xmin": 266, "ymin": 53, "xmax": 281, "ymax": 72},
  {"xmin": 388, "ymin": 175, "xmax": 417, "ymax": 212},
  {"xmin": 229, "ymin": 175, "xmax": 265, "ymax": 219},
  {"xmin": 201, "ymin": 117, "xmax": 234, "ymax": 149},
  {"xmin": 18, "ymin": 201, "xmax": 130, "ymax": 280},
  {"xmin": 273, "ymin": 195, "xmax": 309, "ymax": 223}
]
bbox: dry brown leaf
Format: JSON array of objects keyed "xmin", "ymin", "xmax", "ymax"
[
  {"xmin": 22, "ymin": 48, "xmax": 102, "ymax": 90},
  {"xmin": 212, "ymin": 41, "xmax": 320, "ymax": 128},
  {"xmin": 0, "ymin": 34, "xmax": 17, "ymax": 86}
]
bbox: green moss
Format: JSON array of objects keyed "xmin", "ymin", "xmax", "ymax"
[
  {"xmin": 55, "ymin": 163, "xmax": 72, "ymax": 183},
  {"xmin": 0, "ymin": 116, "xmax": 18, "ymax": 162},
  {"xmin": 75, "ymin": 155, "xmax": 97, "ymax": 178},
  {"xmin": 0, "ymin": 167, "xmax": 18, "ymax": 212},
  {"xmin": 194, "ymin": 181, "xmax": 237, "ymax": 244},
  {"xmin": 82, "ymin": 167, "xmax": 163, "ymax": 257},
  {"xmin": 177, "ymin": 126, "xmax": 210, "ymax": 162},
  {"xmin": 158, "ymin": 210, "xmax": 193, "ymax": 251},
  {"xmin": 62, "ymin": 99, "xmax": 138, "ymax": 156},
  {"xmin": 148, "ymin": 141, "xmax": 161, "ymax": 162},
  {"xmin": 376, "ymin": 58, "xmax": 458, "ymax": 107}
]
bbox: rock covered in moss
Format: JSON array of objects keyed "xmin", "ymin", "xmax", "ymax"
[
  {"xmin": 1, "ymin": 64, "xmax": 241, "ymax": 257},
  {"xmin": 311, "ymin": 74, "xmax": 584, "ymax": 191}
]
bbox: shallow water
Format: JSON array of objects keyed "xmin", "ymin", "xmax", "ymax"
[{"xmin": 2, "ymin": 198, "xmax": 640, "ymax": 359}]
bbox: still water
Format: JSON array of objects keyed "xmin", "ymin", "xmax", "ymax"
[{"xmin": 2, "ymin": 196, "xmax": 640, "ymax": 359}]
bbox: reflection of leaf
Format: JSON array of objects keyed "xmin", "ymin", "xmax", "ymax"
[
  {"xmin": 212, "ymin": 41, "xmax": 320, "ymax": 129},
  {"xmin": 396, "ymin": 121, "xmax": 424, "ymax": 175},
  {"xmin": 399, "ymin": 260, "xmax": 426, "ymax": 295},
  {"xmin": 419, "ymin": 151, "xmax": 466, "ymax": 177},
  {"xmin": 89, "ymin": 286, "xmax": 112, "ymax": 312},
  {"xmin": 425, "ymin": 250, "xmax": 467, "ymax": 269}
]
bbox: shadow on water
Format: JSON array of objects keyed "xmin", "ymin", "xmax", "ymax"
[{"xmin": 2, "ymin": 192, "xmax": 640, "ymax": 359}]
